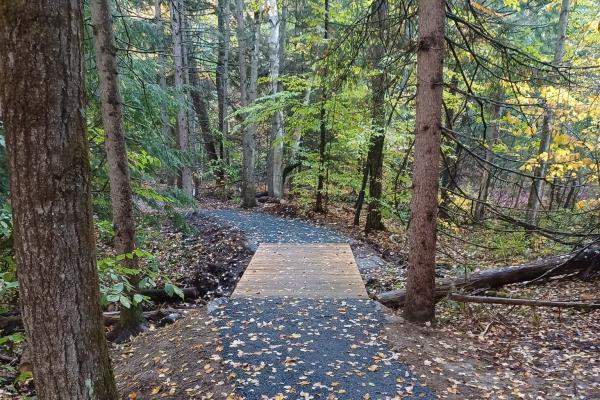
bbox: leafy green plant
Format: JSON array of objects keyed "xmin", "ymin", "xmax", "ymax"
[
  {"xmin": 97, "ymin": 248, "xmax": 184, "ymax": 310},
  {"xmin": 97, "ymin": 249, "xmax": 152, "ymax": 309}
]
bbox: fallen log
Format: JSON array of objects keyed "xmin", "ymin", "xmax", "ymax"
[
  {"xmin": 1, "ymin": 308, "xmax": 186, "ymax": 332},
  {"xmin": 378, "ymin": 248, "xmax": 599, "ymax": 309},
  {"xmin": 140, "ymin": 287, "xmax": 199, "ymax": 302},
  {"xmin": 448, "ymin": 294, "xmax": 600, "ymax": 310}
]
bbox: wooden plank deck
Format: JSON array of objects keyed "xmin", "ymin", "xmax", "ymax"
[{"xmin": 232, "ymin": 243, "xmax": 368, "ymax": 299}]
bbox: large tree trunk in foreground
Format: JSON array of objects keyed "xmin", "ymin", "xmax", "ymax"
[
  {"xmin": 170, "ymin": 0, "xmax": 194, "ymax": 195},
  {"xmin": 379, "ymin": 249, "xmax": 600, "ymax": 308},
  {"xmin": 267, "ymin": 0, "xmax": 285, "ymax": 199},
  {"xmin": 90, "ymin": 0, "xmax": 144, "ymax": 336},
  {"xmin": 364, "ymin": 0, "xmax": 388, "ymax": 233},
  {"xmin": 403, "ymin": 0, "xmax": 445, "ymax": 323},
  {"xmin": 526, "ymin": 0, "xmax": 570, "ymax": 226},
  {"xmin": 0, "ymin": 1, "xmax": 118, "ymax": 398}
]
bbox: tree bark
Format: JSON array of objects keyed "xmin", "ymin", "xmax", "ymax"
[
  {"xmin": 216, "ymin": 0, "xmax": 231, "ymax": 166},
  {"xmin": 379, "ymin": 249, "xmax": 600, "ymax": 308},
  {"xmin": 403, "ymin": 0, "xmax": 445, "ymax": 323},
  {"xmin": 237, "ymin": 0, "xmax": 258, "ymax": 207},
  {"xmin": 267, "ymin": 0, "xmax": 285, "ymax": 199},
  {"xmin": 170, "ymin": 0, "xmax": 194, "ymax": 195},
  {"xmin": 0, "ymin": 1, "xmax": 118, "ymax": 398},
  {"xmin": 563, "ymin": 176, "xmax": 577, "ymax": 208},
  {"xmin": 90, "ymin": 0, "xmax": 144, "ymax": 333},
  {"xmin": 364, "ymin": 0, "xmax": 388, "ymax": 233},
  {"xmin": 526, "ymin": 0, "xmax": 570, "ymax": 226},
  {"xmin": 314, "ymin": 0, "xmax": 330, "ymax": 213}
]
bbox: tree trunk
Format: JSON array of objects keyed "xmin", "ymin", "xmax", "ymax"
[
  {"xmin": 364, "ymin": 0, "xmax": 388, "ymax": 233},
  {"xmin": 563, "ymin": 177, "xmax": 577, "ymax": 208},
  {"xmin": 473, "ymin": 100, "xmax": 501, "ymax": 221},
  {"xmin": 0, "ymin": 1, "xmax": 118, "ymax": 398},
  {"xmin": 379, "ymin": 249, "xmax": 599, "ymax": 308},
  {"xmin": 403, "ymin": 0, "xmax": 445, "ymax": 323},
  {"xmin": 170, "ymin": 0, "xmax": 194, "ymax": 195},
  {"xmin": 314, "ymin": 0, "xmax": 330, "ymax": 213},
  {"xmin": 237, "ymin": 0, "xmax": 258, "ymax": 207},
  {"xmin": 90, "ymin": 0, "xmax": 144, "ymax": 333},
  {"xmin": 216, "ymin": 0, "xmax": 231, "ymax": 167},
  {"xmin": 526, "ymin": 0, "xmax": 570, "ymax": 226},
  {"xmin": 267, "ymin": 0, "xmax": 285, "ymax": 199}
]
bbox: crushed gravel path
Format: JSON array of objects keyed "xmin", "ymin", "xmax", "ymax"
[{"xmin": 209, "ymin": 298, "xmax": 434, "ymax": 399}]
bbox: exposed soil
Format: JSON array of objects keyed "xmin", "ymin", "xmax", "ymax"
[{"xmin": 145, "ymin": 212, "xmax": 253, "ymax": 300}]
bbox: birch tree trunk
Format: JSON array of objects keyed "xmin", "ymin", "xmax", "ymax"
[
  {"xmin": 526, "ymin": 0, "xmax": 570, "ymax": 226},
  {"xmin": 364, "ymin": 0, "xmax": 388, "ymax": 233},
  {"xmin": 90, "ymin": 0, "xmax": 144, "ymax": 333},
  {"xmin": 0, "ymin": 1, "xmax": 118, "ymax": 398},
  {"xmin": 170, "ymin": 0, "xmax": 194, "ymax": 195},
  {"xmin": 267, "ymin": 0, "xmax": 285, "ymax": 199},
  {"xmin": 403, "ymin": 0, "xmax": 445, "ymax": 323}
]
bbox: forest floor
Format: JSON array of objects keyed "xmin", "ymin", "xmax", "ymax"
[{"xmin": 2, "ymin": 198, "xmax": 598, "ymax": 399}]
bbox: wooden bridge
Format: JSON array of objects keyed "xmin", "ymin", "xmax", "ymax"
[{"xmin": 232, "ymin": 243, "xmax": 368, "ymax": 299}]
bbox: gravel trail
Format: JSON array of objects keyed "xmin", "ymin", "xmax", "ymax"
[{"xmin": 210, "ymin": 298, "xmax": 434, "ymax": 399}]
